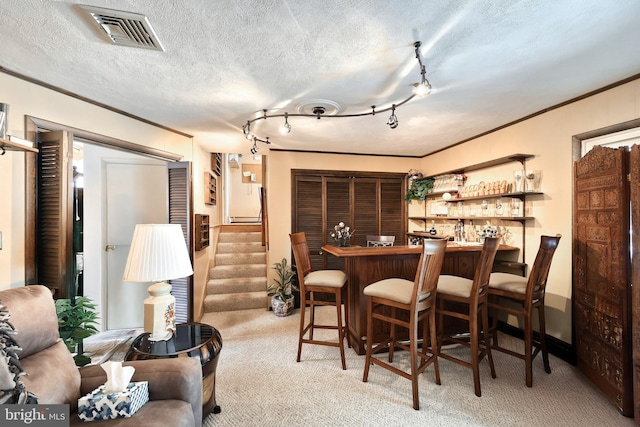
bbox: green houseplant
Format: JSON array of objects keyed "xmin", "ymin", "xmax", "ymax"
[
  {"xmin": 405, "ymin": 178, "xmax": 434, "ymax": 203},
  {"xmin": 55, "ymin": 296, "xmax": 99, "ymax": 367},
  {"xmin": 267, "ymin": 258, "xmax": 298, "ymax": 317}
]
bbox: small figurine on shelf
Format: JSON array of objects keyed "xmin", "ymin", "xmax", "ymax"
[{"xmin": 454, "ymin": 174, "xmax": 467, "ymax": 198}]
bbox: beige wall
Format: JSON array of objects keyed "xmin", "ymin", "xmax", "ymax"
[
  {"xmin": 266, "ymin": 78, "xmax": 640, "ymax": 345},
  {"xmin": 265, "ymin": 150, "xmax": 421, "ymax": 289},
  {"xmin": 0, "ymin": 72, "xmax": 218, "ymax": 310},
  {"xmin": 3, "ymin": 69, "xmax": 640, "ymax": 343}
]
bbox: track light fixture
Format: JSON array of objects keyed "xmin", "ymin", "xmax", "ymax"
[
  {"xmin": 241, "ymin": 40, "xmax": 431, "ymax": 149},
  {"xmin": 387, "ymin": 105, "xmax": 398, "ymax": 129},
  {"xmin": 280, "ymin": 112, "xmax": 291, "ymax": 134}
]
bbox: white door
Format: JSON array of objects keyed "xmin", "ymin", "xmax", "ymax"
[{"xmin": 105, "ymin": 160, "xmax": 167, "ymax": 330}]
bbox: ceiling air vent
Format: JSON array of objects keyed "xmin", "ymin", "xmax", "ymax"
[{"xmin": 80, "ymin": 5, "xmax": 165, "ymax": 51}]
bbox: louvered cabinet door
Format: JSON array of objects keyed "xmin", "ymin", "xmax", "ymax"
[
  {"xmin": 631, "ymin": 144, "xmax": 640, "ymax": 419},
  {"xmin": 325, "ymin": 177, "xmax": 351, "ymax": 271},
  {"xmin": 573, "ymin": 145, "xmax": 632, "ymax": 416},
  {"xmin": 353, "ymin": 179, "xmax": 378, "ymax": 247},
  {"xmin": 292, "ymin": 175, "xmax": 324, "ymax": 269},
  {"xmin": 379, "ymin": 178, "xmax": 405, "ymax": 242},
  {"xmin": 36, "ymin": 130, "xmax": 74, "ymax": 298},
  {"xmin": 168, "ymin": 161, "xmax": 193, "ymax": 324}
]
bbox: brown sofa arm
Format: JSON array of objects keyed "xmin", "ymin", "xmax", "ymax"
[{"xmin": 79, "ymin": 358, "xmax": 203, "ymax": 425}]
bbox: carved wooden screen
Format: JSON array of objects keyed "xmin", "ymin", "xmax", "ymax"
[
  {"xmin": 573, "ymin": 145, "xmax": 632, "ymax": 416},
  {"xmin": 631, "ymin": 145, "xmax": 640, "ymax": 419}
]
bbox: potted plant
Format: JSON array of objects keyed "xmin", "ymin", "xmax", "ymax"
[
  {"xmin": 405, "ymin": 177, "xmax": 434, "ymax": 203},
  {"xmin": 267, "ymin": 258, "xmax": 298, "ymax": 317},
  {"xmin": 55, "ymin": 296, "xmax": 99, "ymax": 367}
]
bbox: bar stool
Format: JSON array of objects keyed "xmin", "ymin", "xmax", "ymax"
[
  {"xmin": 289, "ymin": 232, "xmax": 349, "ymax": 370},
  {"xmin": 362, "ymin": 238, "xmax": 447, "ymax": 410},
  {"xmin": 436, "ymin": 237, "xmax": 500, "ymax": 397},
  {"xmin": 488, "ymin": 234, "xmax": 561, "ymax": 387}
]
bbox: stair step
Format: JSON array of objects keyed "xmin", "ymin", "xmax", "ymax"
[
  {"xmin": 215, "ymin": 252, "xmax": 266, "ymax": 266},
  {"xmin": 207, "ymin": 277, "xmax": 266, "ymax": 294},
  {"xmin": 218, "ymin": 232, "xmax": 262, "ymax": 243},
  {"xmin": 217, "ymin": 241, "xmax": 265, "ymax": 254},
  {"xmin": 204, "ymin": 291, "xmax": 268, "ymax": 312},
  {"xmin": 209, "ymin": 264, "xmax": 266, "ymax": 279}
]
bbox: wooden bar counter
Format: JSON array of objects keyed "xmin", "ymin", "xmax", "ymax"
[{"xmin": 321, "ymin": 242, "xmax": 519, "ymax": 355}]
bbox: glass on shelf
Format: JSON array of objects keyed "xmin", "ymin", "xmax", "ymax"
[{"xmin": 525, "ymin": 170, "xmax": 541, "ymax": 192}]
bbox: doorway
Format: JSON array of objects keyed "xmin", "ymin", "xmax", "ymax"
[{"xmin": 80, "ymin": 144, "xmax": 168, "ymax": 330}]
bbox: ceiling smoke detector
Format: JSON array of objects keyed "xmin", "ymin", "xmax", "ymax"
[{"xmin": 80, "ymin": 5, "xmax": 165, "ymax": 51}]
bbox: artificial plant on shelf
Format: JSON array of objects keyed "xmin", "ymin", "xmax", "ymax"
[
  {"xmin": 55, "ymin": 296, "xmax": 99, "ymax": 367},
  {"xmin": 267, "ymin": 258, "xmax": 298, "ymax": 317},
  {"xmin": 405, "ymin": 178, "xmax": 434, "ymax": 203}
]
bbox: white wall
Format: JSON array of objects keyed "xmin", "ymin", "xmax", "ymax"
[{"xmin": 227, "ymin": 155, "xmax": 262, "ymax": 221}]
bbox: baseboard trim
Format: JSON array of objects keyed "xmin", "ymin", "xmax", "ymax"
[{"xmin": 497, "ymin": 321, "xmax": 575, "ymax": 365}]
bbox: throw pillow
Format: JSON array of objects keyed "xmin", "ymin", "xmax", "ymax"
[{"xmin": 0, "ymin": 299, "xmax": 38, "ymax": 404}]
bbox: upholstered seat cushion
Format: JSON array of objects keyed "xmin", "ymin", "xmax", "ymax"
[
  {"xmin": 363, "ymin": 278, "xmax": 413, "ymax": 304},
  {"xmin": 305, "ymin": 270, "xmax": 347, "ymax": 288},
  {"xmin": 437, "ymin": 275, "xmax": 473, "ymax": 298},
  {"xmin": 489, "ymin": 272, "xmax": 527, "ymax": 294}
]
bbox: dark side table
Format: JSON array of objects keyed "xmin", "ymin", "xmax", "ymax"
[{"xmin": 125, "ymin": 322, "xmax": 223, "ymax": 416}]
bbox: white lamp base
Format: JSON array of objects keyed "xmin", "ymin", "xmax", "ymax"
[{"xmin": 144, "ymin": 281, "xmax": 176, "ymax": 341}]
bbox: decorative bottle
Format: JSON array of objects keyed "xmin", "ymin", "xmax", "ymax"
[
  {"xmin": 454, "ymin": 219, "xmax": 464, "ymax": 242},
  {"xmin": 429, "ymin": 220, "xmax": 437, "ymax": 235}
]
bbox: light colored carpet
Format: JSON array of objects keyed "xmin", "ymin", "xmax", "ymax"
[{"xmin": 201, "ymin": 307, "xmax": 634, "ymax": 427}]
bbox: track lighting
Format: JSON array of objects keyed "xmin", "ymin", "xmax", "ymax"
[
  {"xmin": 280, "ymin": 113, "xmax": 291, "ymax": 134},
  {"xmin": 387, "ymin": 105, "xmax": 398, "ymax": 129},
  {"xmin": 241, "ymin": 39, "xmax": 432, "ymax": 149},
  {"xmin": 250, "ymin": 140, "xmax": 259, "ymax": 154},
  {"xmin": 412, "ymin": 41, "xmax": 432, "ymax": 97}
]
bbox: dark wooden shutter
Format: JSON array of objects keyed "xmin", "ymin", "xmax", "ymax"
[
  {"xmin": 353, "ymin": 179, "xmax": 378, "ymax": 247},
  {"xmin": 168, "ymin": 161, "xmax": 193, "ymax": 324},
  {"xmin": 573, "ymin": 145, "xmax": 632, "ymax": 416},
  {"xmin": 630, "ymin": 144, "xmax": 640, "ymax": 419},
  {"xmin": 36, "ymin": 130, "xmax": 74, "ymax": 298},
  {"xmin": 325, "ymin": 178, "xmax": 351, "ymax": 270},
  {"xmin": 293, "ymin": 175, "xmax": 323, "ymax": 269},
  {"xmin": 380, "ymin": 178, "xmax": 405, "ymax": 242}
]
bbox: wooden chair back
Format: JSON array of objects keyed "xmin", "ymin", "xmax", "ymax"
[
  {"xmin": 366, "ymin": 235, "xmax": 395, "ymax": 247},
  {"xmin": 414, "ymin": 238, "xmax": 447, "ymax": 305},
  {"xmin": 289, "ymin": 232, "xmax": 313, "ymax": 283},
  {"xmin": 526, "ymin": 234, "xmax": 562, "ymax": 302},
  {"xmin": 470, "ymin": 237, "xmax": 500, "ymax": 305}
]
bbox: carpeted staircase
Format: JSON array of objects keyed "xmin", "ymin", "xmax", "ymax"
[{"xmin": 204, "ymin": 225, "xmax": 268, "ymax": 313}]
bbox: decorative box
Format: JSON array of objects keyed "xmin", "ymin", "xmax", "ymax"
[{"xmin": 77, "ymin": 381, "xmax": 149, "ymax": 422}]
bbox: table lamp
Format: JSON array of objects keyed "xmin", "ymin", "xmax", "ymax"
[{"xmin": 123, "ymin": 224, "xmax": 193, "ymax": 341}]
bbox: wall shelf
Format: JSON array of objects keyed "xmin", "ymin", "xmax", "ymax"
[
  {"xmin": 0, "ymin": 136, "xmax": 38, "ymax": 153},
  {"xmin": 204, "ymin": 171, "xmax": 217, "ymax": 205},
  {"xmin": 211, "ymin": 153, "xmax": 222, "ymax": 176},
  {"xmin": 408, "ymin": 153, "xmax": 540, "ymax": 264},
  {"xmin": 194, "ymin": 214, "xmax": 210, "ymax": 251}
]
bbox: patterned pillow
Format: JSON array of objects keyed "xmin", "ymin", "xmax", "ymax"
[{"xmin": 0, "ymin": 299, "xmax": 38, "ymax": 404}]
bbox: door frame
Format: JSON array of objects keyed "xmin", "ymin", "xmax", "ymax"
[{"xmin": 24, "ymin": 116, "xmax": 182, "ymax": 286}]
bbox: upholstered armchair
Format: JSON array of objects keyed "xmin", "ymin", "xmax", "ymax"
[{"xmin": 1, "ymin": 285, "xmax": 202, "ymax": 427}]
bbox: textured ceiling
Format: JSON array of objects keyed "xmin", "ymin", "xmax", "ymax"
[{"xmin": 1, "ymin": 0, "xmax": 640, "ymax": 157}]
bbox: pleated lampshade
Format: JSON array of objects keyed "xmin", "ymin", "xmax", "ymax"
[{"xmin": 123, "ymin": 224, "xmax": 193, "ymax": 282}]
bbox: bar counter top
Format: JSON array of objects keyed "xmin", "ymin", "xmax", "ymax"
[{"xmin": 321, "ymin": 242, "xmax": 518, "ymax": 257}]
